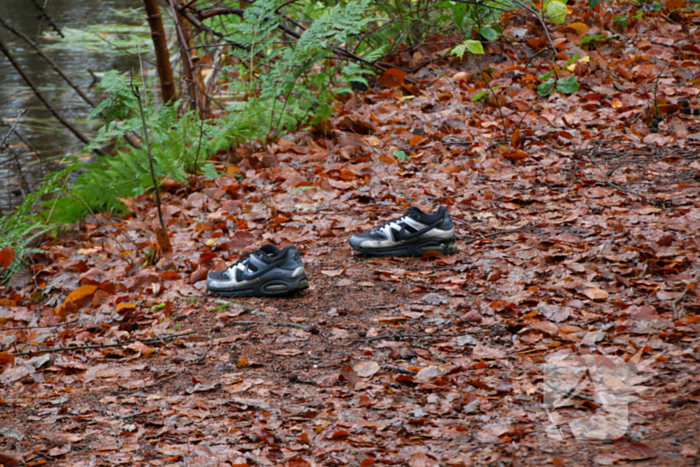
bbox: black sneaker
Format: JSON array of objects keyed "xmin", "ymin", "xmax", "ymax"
[
  {"xmin": 349, "ymin": 206, "xmax": 458, "ymax": 257},
  {"xmin": 206, "ymin": 244, "xmax": 309, "ymax": 297}
]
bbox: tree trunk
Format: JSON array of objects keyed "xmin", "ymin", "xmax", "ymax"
[
  {"xmin": 175, "ymin": 10, "xmax": 207, "ymax": 114},
  {"xmin": 142, "ymin": 0, "xmax": 176, "ymax": 104}
]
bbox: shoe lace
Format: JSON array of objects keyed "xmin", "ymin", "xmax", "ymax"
[
  {"xmin": 374, "ymin": 214, "xmax": 407, "ymax": 233},
  {"xmin": 228, "ymin": 253, "xmax": 252, "ymax": 271}
]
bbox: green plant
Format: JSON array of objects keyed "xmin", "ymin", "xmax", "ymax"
[
  {"xmin": 217, "ymin": 0, "xmax": 381, "ymax": 138},
  {"xmin": 0, "ymin": 181, "xmax": 56, "ymax": 284},
  {"xmin": 537, "ymin": 55, "xmax": 582, "ymax": 97},
  {"xmin": 37, "ymin": 71, "xmax": 253, "ymax": 224}
]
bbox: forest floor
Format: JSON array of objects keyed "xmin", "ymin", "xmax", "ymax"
[{"xmin": 2, "ymin": 1, "xmax": 700, "ymax": 466}]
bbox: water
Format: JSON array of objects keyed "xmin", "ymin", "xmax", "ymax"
[{"xmin": 0, "ymin": 0, "xmax": 153, "ymax": 215}]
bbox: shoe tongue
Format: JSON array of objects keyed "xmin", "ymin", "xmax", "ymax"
[
  {"xmin": 256, "ymin": 244, "xmax": 280, "ymax": 263},
  {"xmin": 405, "ymin": 207, "xmax": 423, "ymax": 219}
]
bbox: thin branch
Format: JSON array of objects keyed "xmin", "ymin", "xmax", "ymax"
[
  {"xmin": 130, "ymin": 76, "xmax": 166, "ymax": 232},
  {"xmin": 62, "ymin": 183, "xmax": 142, "ymax": 265},
  {"xmin": 9, "ymin": 331, "xmax": 195, "ymax": 356},
  {"xmin": 0, "ymin": 16, "xmax": 142, "ymax": 151},
  {"xmin": 410, "ymin": 343, "xmax": 448, "ymax": 363},
  {"xmin": 0, "ymin": 36, "xmax": 105, "ymax": 156},
  {"xmin": 672, "ymin": 268, "xmax": 698, "ymax": 320},
  {"xmin": 1, "ymin": 319, "xmax": 78, "ymax": 332},
  {"xmin": 225, "ymin": 321, "xmax": 319, "ymax": 334}
]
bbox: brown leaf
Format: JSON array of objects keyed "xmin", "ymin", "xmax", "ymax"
[
  {"xmin": 155, "ymin": 228, "xmax": 172, "ymax": 254},
  {"xmin": 617, "ymin": 443, "xmax": 657, "ymax": 461},
  {"xmin": 584, "ymin": 288, "xmax": 609, "ymax": 300},
  {"xmin": 353, "ymin": 361, "xmax": 381, "ymax": 378},
  {"xmin": 0, "ymin": 246, "xmax": 15, "ymax": 268},
  {"xmin": 0, "ymin": 453, "xmax": 21, "ymax": 466},
  {"xmin": 340, "ymin": 364, "xmax": 360, "ymax": 385},
  {"xmin": 379, "ymin": 68, "xmax": 407, "ymax": 87}
]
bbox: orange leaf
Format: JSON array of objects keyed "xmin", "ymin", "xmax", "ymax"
[
  {"xmin": 0, "ymin": 299, "xmax": 17, "ymax": 307},
  {"xmin": 562, "ymin": 22, "xmax": 589, "ymax": 35},
  {"xmin": 503, "ymin": 150, "xmax": 528, "ymax": 161},
  {"xmin": 553, "ymin": 458, "xmax": 566, "ymax": 466},
  {"xmin": 409, "ymin": 134, "xmax": 424, "ymax": 146},
  {"xmin": 155, "ymin": 228, "xmax": 172, "ymax": 254},
  {"xmin": 510, "ymin": 128, "xmax": 522, "ymax": 149},
  {"xmin": 116, "ymin": 303, "xmax": 137, "ymax": 313},
  {"xmin": 0, "ymin": 352, "xmax": 15, "ymax": 367},
  {"xmin": 379, "ymin": 68, "xmax": 406, "ymax": 87},
  {"xmin": 656, "ymin": 104, "xmax": 679, "ymax": 114},
  {"xmin": 0, "ymin": 246, "xmax": 15, "ymax": 268},
  {"xmin": 64, "ymin": 285, "xmax": 97, "ymax": 306}
]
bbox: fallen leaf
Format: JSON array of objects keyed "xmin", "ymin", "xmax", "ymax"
[
  {"xmin": 354, "ymin": 361, "xmax": 381, "ymax": 378},
  {"xmin": 0, "ymin": 247, "xmax": 16, "ymax": 267},
  {"xmin": 617, "ymin": 442, "xmax": 656, "ymax": 461},
  {"xmin": 584, "ymin": 288, "xmax": 609, "ymax": 300},
  {"xmin": 379, "ymin": 68, "xmax": 407, "ymax": 87}
]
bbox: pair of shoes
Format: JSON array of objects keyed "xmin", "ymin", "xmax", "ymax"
[{"xmin": 207, "ymin": 206, "xmax": 456, "ymax": 297}]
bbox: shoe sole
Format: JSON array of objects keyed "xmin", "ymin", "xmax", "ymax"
[
  {"xmin": 209, "ymin": 275, "xmax": 309, "ymax": 298},
  {"xmin": 352, "ymin": 238, "xmax": 458, "ymax": 257}
]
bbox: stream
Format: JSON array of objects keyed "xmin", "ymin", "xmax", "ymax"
[{"xmin": 0, "ymin": 0, "xmax": 154, "ymax": 216}]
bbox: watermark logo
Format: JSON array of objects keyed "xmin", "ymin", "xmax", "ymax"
[{"xmin": 542, "ymin": 350, "xmax": 656, "ymax": 440}]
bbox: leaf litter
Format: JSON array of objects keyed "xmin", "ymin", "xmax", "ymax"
[{"xmin": 2, "ymin": 1, "xmax": 700, "ymax": 465}]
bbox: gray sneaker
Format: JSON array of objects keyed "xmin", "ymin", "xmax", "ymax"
[
  {"xmin": 349, "ymin": 206, "xmax": 458, "ymax": 257},
  {"xmin": 206, "ymin": 244, "xmax": 309, "ymax": 297}
]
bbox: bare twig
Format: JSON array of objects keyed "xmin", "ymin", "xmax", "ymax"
[
  {"xmin": 0, "ymin": 36, "xmax": 105, "ymax": 155},
  {"xmin": 30, "ymin": 0, "xmax": 64, "ymax": 37},
  {"xmin": 226, "ymin": 321, "xmax": 319, "ymax": 334},
  {"xmin": 410, "ymin": 343, "xmax": 448, "ymax": 363},
  {"xmin": 0, "ymin": 110, "xmax": 26, "ymax": 152},
  {"xmin": 1, "ymin": 319, "xmax": 78, "ymax": 331},
  {"xmin": 9, "ymin": 331, "xmax": 194, "ymax": 356},
  {"xmin": 463, "ymin": 226, "xmax": 535, "ymax": 245},
  {"xmin": 62, "ymin": 183, "xmax": 141, "ymax": 265},
  {"xmin": 381, "ymin": 365, "xmax": 417, "ymax": 375},
  {"xmin": 673, "ymin": 268, "xmax": 698, "ymax": 320},
  {"xmin": 195, "ymin": 334, "xmax": 214, "ymax": 364},
  {"xmin": 585, "ymin": 150, "xmax": 645, "ymax": 201}
]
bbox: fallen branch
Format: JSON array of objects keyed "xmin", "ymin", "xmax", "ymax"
[
  {"xmin": 1, "ymin": 319, "xmax": 78, "ymax": 332},
  {"xmin": 226, "ymin": 321, "xmax": 319, "ymax": 334},
  {"xmin": 585, "ymin": 150, "xmax": 645, "ymax": 201},
  {"xmin": 673, "ymin": 268, "xmax": 698, "ymax": 320},
  {"xmin": 0, "ymin": 16, "xmax": 142, "ymax": 151},
  {"xmin": 544, "ymin": 378, "xmax": 595, "ymax": 402},
  {"xmin": 463, "ymin": 226, "xmax": 536, "ymax": 245},
  {"xmin": 355, "ymin": 332, "xmax": 478, "ymax": 342},
  {"xmin": 9, "ymin": 331, "xmax": 194, "ymax": 356},
  {"xmin": 410, "ymin": 343, "xmax": 447, "ymax": 363},
  {"xmin": 0, "ymin": 36, "xmax": 104, "ymax": 155},
  {"xmin": 194, "ymin": 334, "xmax": 214, "ymax": 364},
  {"xmin": 381, "ymin": 365, "xmax": 417, "ymax": 375}
]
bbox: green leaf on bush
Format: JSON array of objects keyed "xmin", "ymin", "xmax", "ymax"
[
  {"xmin": 465, "ymin": 39, "xmax": 485, "ymax": 55},
  {"xmin": 472, "ymin": 85, "xmax": 502, "ymax": 102},
  {"xmin": 393, "ymin": 150, "xmax": 409, "ymax": 161},
  {"xmin": 545, "ymin": 0, "xmax": 568, "ymax": 24},
  {"xmin": 537, "ymin": 78, "xmax": 556, "ymax": 97},
  {"xmin": 480, "ymin": 26, "xmax": 498, "ymax": 41},
  {"xmin": 588, "ymin": 0, "xmax": 602, "ymax": 7},
  {"xmin": 538, "ymin": 70, "xmax": 554, "ymax": 81},
  {"xmin": 556, "ymin": 76, "xmax": 581, "ymax": 95}
]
